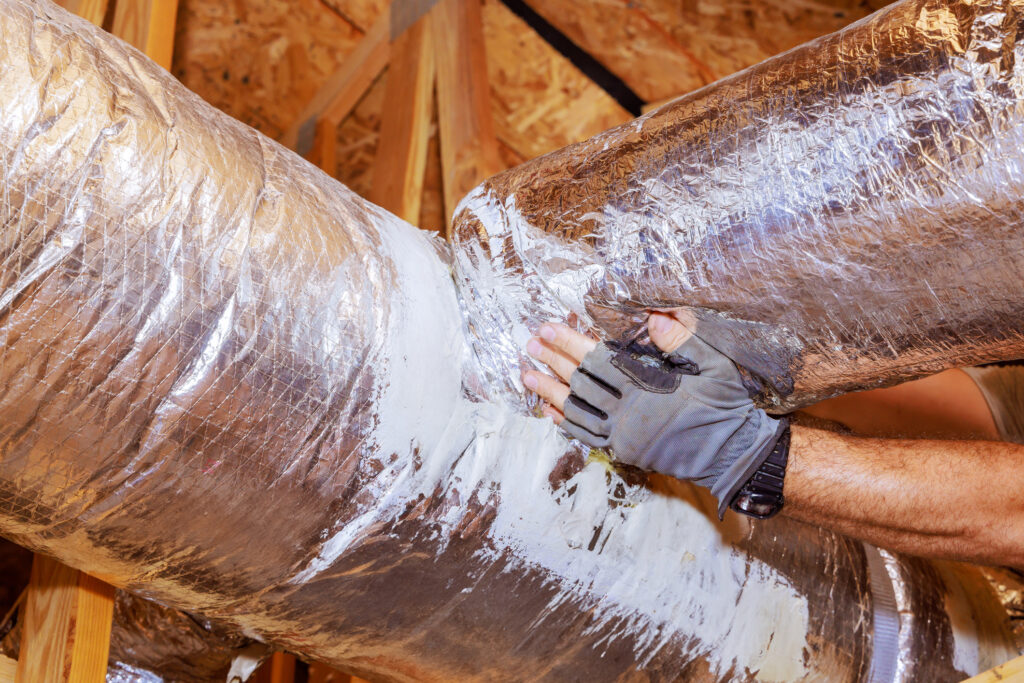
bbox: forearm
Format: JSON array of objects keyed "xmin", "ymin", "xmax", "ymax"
[{"xmin": 783, "ymin": 424, "xmax": 1024, "ymax": 570}]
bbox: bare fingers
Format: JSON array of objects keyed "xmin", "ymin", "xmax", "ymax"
[
  {"xmin": 647, "ymin": 311, "xmax": 693, "ymax": 354},
  {"xmin": 536, "ymin": 323, "xmax": 597, "ymax": 364},
  {"xmin": 541, "ymin": 403, "xmax": 564, "ymax": 425},
  {"xmin": 523, "ymin": 369, "xmax": 569, "ymax": 413},
  {"xmin": 526, "ymin": 337, "xmax": 578, "ymax": 382},
  {"xmin": 524, "ymin": 322, "xmax": 597, "ymax": 425}
]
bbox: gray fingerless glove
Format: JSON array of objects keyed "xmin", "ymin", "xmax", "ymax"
[{"xmin": 561, "ymin": 333, "xmax": 786, "ymax": 518}]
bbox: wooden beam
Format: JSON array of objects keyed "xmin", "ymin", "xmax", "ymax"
[
  {"xmin": 0, "ymin": 655, "xmax": 15, "ymax": 683},
  {"xmin": 370, "ymin": 16, "xmax": 435, "ymax": 223},
  {"xmin": 309, "ymin": 119, "xmax": 339, "ymax": 175},
  {"xmin": 54, "ymin": 0, "xmax": 110, "ymax": 26},
  {"xmin": 280, "ymin": 9, "xmax": 391, "ymax": 157},
  {"xmin": 15, "ymin": 555, "xmax": 115, "ymax": 683},
  {"xmin": 431, "ymin": 0, "xmax": 502, "ymax": 230},
  {"xmin": 962, "ymin": 654, "xmax": 1024, "ymax": 682},
  {"xmin": 251, "ymin": 652, "xmax": 296, "ymax": 683},
  {"xmin": 110, "ymin": 0, "xmax": 179, "ymax": 71},
  {"xmin": 307, "ymin": 663, "xmax": 372, "ymax": 683},
  {"xmin": 268, "ymin": 652, "xmax": 296, "ymax": 683}
]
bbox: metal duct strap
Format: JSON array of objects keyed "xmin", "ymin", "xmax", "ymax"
[{"xmin": 865, "ymin": 543, "xmax": 901, "ymax": 683}]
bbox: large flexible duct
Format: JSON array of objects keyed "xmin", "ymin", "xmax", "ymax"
[
  {"xmin": 0, "ymin": 0, "xmax": 1017, "ymax": 681},
  {"xmin": 454, "ymin": 0, "xmax": 1024, "ymax": 412}
]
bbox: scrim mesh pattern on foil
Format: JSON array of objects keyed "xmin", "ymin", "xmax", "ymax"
[{"xmin": 0, "ymin": 0, "xmax": 1018, "ymax": 680}]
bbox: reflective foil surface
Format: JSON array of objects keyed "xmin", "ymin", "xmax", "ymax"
[
  {"xmin": 0, "ymin": 0, "xmax": 1017, "ymax": 681},
  {"xmin": 454, "ymin": 0, "xmax": 1024, "ymax": 412}
]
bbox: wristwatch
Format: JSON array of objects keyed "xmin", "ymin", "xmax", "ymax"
[{"xmin": 729, "ymin": 420, "xmax": 791, "ymax": 519}]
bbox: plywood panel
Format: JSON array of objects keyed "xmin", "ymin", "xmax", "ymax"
[
  {"xmin": 482, "ymin": 0, "xmax": 631, "ymax": 161},
  {"xmin": 173, "ymin": 0, "xmax": 364, "ymax": 140},
  {"xmin": 520, "ymin": 0, "xmax": 885, "ymax": 103},
  {"xmin": 520, "ymin": 0, "xmax": 708, "ymax": 102},
  {"xmin": 635, "ymin": 0, "xmax": 884, "ymax": 100}
]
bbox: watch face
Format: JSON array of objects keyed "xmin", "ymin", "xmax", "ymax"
[{"xmin": 733, "ymin": 492, "xmax": 783, "ymax": 519}]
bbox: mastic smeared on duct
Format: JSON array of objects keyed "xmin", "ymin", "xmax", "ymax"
[{"xmin": 0, "ymin": 0, "xmax": 1017, "ymax": 680}]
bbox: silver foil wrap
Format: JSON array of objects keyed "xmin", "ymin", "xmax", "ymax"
[
  {"xmin": 453, "ymin": 0, "xmax": 1024, "ymax": 412},
  {"xmin": 0, "ymin": 0, "xmax": 1017, "ymax": 681}
]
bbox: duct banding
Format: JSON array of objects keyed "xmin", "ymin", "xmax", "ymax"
[{"xmin": 0, "ymin": 0, "xmax": 1019, "ymax": 680}]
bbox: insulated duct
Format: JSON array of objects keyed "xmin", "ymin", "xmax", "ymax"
[
  {"xmin": 0, "ymin": 0, "xmax": 1017, "ymax": 681},
  {"xmin": 454, "ymin": 0, "xmax": 1024, "ymax": 412}
]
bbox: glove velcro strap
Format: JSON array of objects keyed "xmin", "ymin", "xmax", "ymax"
[
  {"xmin": 712, "ymin": 416, "xmax": 789, "ymax": 519},
  {"xmin": 726, "ymin": 419, "xmax": 791, "ymax": 520}
]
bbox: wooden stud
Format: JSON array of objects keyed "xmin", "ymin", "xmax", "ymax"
[
  {"xmin": 251, "ymin": 652, "xmax": 297, "ymax": 683},
  {"xmin": 961, "ymin": 654, "xmax": 1024, "ymax": 682},
  {"xmin": 53, "ymin": 0, "xmax": 109, "ymax": 27},
  {"xmin": 307, "ymin": 663, "xmax": 374, "ymax": 683},
  {"xmin": 370, "ymin": 16, "xmax": 435, "ymax": 222},
  {"xmin": 431, "ymin": 0, "xmax": 502, "ymax": 231},
  {"xmin": 309, "ymin": 119, "xmax": 340, "ymax": 176},
  {"xmin": 268, "ymin": 652, "xmax": 296, "ymax": 683},
  {"xmin": 307, "ymin": 662, "xmax": 349, "ymax": 683},
  {"xmin": 280, "ymin": 9, "xmax": 391, "ymax": 157},
  {"xmin": 110, "ymin": 0, "xmax": 179, "ymax": 71},
  {"xmin": 15, "ymin": 555, "xmax": 115, "ymax": 683},
  {"xmin": 0, "ymin": 655, "xmax": 15, "ymax": 683}
]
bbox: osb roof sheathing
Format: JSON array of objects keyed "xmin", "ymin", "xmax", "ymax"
[{"xmin": 171, "ymin": 0, "xmax": 893, "ymax": 223}]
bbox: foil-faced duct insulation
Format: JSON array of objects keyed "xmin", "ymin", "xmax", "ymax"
[
  {"xmin": 0, "ymin": 0, "xmax": 1018, "ymax": 681},
  {"xmin": 454, "ymin": 0, "xmax": 1024, "ymax": 413}
]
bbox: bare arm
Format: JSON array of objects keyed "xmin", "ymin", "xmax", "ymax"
[
  {"xmin": 784, "ymin": 424, "xmax": 1024, "ymax": 570},
  {"xmin": 523, "ymin": 314, "xmax": 1024, "ymax": 569},
  {"xmin": 793, "ymin": 367, "xmax": 1024, "ymax": 569}
]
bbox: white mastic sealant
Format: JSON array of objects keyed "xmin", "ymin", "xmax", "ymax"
[
  {"xmin": 302, "ymin": 212, "xmax": 811, "ymax": 679},
  {"xmin": 945, "ymin": 589, "xmax": 981, "ymax": 676}
]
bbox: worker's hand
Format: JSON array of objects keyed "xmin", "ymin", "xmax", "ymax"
[{"xmin": 524, "ymin": 313, "xmax": 785, "ymax": 517}]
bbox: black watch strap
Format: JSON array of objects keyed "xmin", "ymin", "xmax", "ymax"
[{"xmin": 729, "ymin": 420, "xmax": 790, "ymax": 519}]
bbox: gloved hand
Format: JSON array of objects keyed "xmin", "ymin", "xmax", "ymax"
[{"xmin": 560, "ymin": 333, "xmax": 787, "ymax": 518}]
